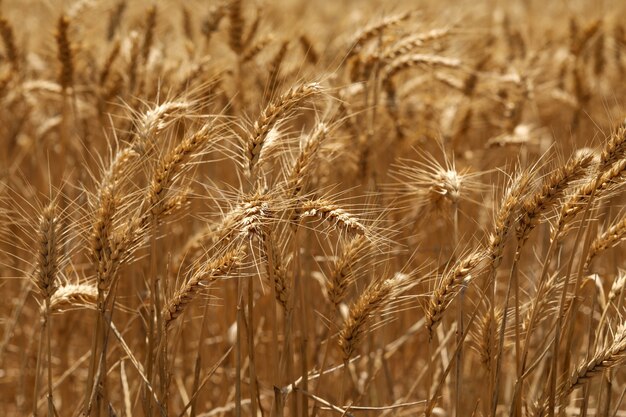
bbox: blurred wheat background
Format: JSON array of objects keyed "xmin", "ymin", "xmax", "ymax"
[{"xmin": 1, "ymin": 0, "xmax": 626, "ymax": 416}]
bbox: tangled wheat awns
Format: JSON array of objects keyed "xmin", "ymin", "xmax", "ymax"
[{"xmin": 1, "ymin": 0, "xmax": 626, "ymax": 416}]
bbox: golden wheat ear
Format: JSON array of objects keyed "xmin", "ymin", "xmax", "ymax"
[
  {"xmin": 587, "ymin": 214, "xmax": 626, "ymax": 270},
  {"xmin": 346, "ymin": 10, "xmax": 416, "ymax": 59},
  {"xmin": 339, "ymin": 272, "xmax": 411, "ymax": 361},
  {"xmin": 425, "ymin": 249, "xmax": 485, "ymax": 336},
  {"xmin": 388, "ymin": 146, "xmax": 488, "ymax": 219},
  {"xmin": 298, "ymin": 199, "xmax": 367, "ymax": 236},
  {"xmin": 0, "ymin": 16, "xmax": 19, "ymax": 72},
  {"xmin": 141, "ymin": 5, "xmax": 157, "ymax": 62},
  {"xmin": 382, "ymin": 26, "xmax": 453, "ymax": 63},
  {"xmin": 164, "ymin": 247, "xmax": 243, "ymax": 328},
  {"xmin": 516, "ymin": 150, "xmax": 594, "ymax": 246},
  {"xmin": 326, "ymin": 235, "xmax": 370, "ymax": 308},
  {"xmin": 467, "ymin": 299, "xmax": 506, "ymax": 371},
  {"xmin": 34, "ymin": 201, "xmax": 61, "ymax": 300},
  {"xmin": 554, "ymin": 158, "xmax": 626, "ymax": 242},
  {"xmin": 48, "ymin": 283, "xmax": 98, "ymax": 313},
  {"xmin": 284, "ymin": 122, "xmax": 329, "ymax": 198},
  {"xmin": 246, "ymin": 82, "xmax": 324, "ymax": 177},
  {"xmin": 557, "ymin": 324, "xmax": 626, "ymax": 402},
  {"xmin": 55, "ymin": 15, "xmax": 74, "ymax": 92},
  {"xmin": 30, "ymin": 197, "xmax": 67, "ymax": 417},
  {"xmin": 143, "ymin": 122, "xmax": 219, "ymax": 221},
  {"xmin": 227, "ymin": 0, "xmax": 244, "ymax": 54}
]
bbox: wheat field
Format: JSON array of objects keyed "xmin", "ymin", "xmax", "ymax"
[{"xmin": 1, "ymin": 0, "xmax": 626, "ymax": 416}]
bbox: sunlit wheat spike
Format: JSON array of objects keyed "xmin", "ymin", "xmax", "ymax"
[
  {"xmin": 164, "ymin": 248, "xmax": 243, "ymax": 327},
  {"xmin": 35, "ymin": 202, "xmax": 61, "ymax": 300},
  {"xmin": 299, "ymin": 199, "xmax": 366, "ymax": 236},
  {"xmin": 247, "ymin": 82, "xmax": 323, "ymax": 175}
]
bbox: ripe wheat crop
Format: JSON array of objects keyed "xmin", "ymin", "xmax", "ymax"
[{"xmin": 1, "ymin": 1, "xmax": 626, "ymax": 416}]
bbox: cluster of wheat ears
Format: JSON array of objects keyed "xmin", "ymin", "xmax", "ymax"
[{"xmin": 1, "ymin": 0, "xmax": 626, "ymax": 416}]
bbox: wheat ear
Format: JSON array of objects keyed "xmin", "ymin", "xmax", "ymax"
[
  {"xmin": 0, "ymin": 15, "xmax": 18, "ymax": 71},
  {"xmin": 141, "ymin": 5, "xmax": 157, "ymax": 61},
  {"xmin": 382, "ymin": 27, "xmax": 453, "ymax": 62},
  {"xmin": 347, "ymin": 10, "xmax": 415, "ymax": 58},
  {"xmin": 48, "ymin": 284, "xmax": 98, "ymax": 312},
  {"xmin": 382, "ymin": 54, "xmax": 461, "ymax": 89},
  {"xmin": 35, "ymin": 203, "xmax": 61, "ymax": 299},
  {"xmin": 88, "ymin": 147, "xmax": 139, "ymax": 294},
  {"xmin": 557, "ymin": 325, "xmax": 626, "ymax": 402},
  {"xmin": 555, "ymin": 157, "xmax": 626, "ymax": 241},
  {"xmin": 247, "ymin": 82, "xmax": 323, "ymax": 175},
  {"xmin": 174, "ymin": 193, "xmax": 275, "ymax": 274},
  {"xmin": 164, "ymin": 248, "xmax": 242, "ymax": 328},
  {"xmin": 339, "ymin": 273, "xmax": 408, "ymax": 360},
  {"xmin": 554, "ymin": 124, "xmax": 626, "ymax": 241},
  {"xmin": 135, "ymin": 101, "xmax": 192, "ymax": 146},
  {"xmin": 258, "ymin": 231, "xmax": 288, "ymax": 309},
  {"xmin": 425, "ymin": 250, "xmax": 485, "ymax": 336},
  {"xmin": 586, "ymin": 215, "xmax": 626, "ymax": 270},
  {"xmin": 144, "ymin": 123, "xmax": 215, "ymax": 221},
  {"xmin": 599, "ymin": 119, "xmax": 626, "ymax": 170},
  {"xmin": 33, "ymin": 201, "xmax": 61, "ymax": 417},
  {"xmin": 285, "ymin": 122, "xmax": 328, "ymax": 197},
  {"xmin": 517, "ymin": 151, "xmax": 594, "ymax": 246},
  {"xmin": 106, "ymin": 1, "xmax": 127, "ymax": 41},
  {"xmin": 327, "ymin": 235, "xmax": 369, "ymax": 307},
  {"xmin": 299, "ymin": 199, "xmax": 366, "ymax": 236},
  {"xmin": 228, "ymin": 0, "xmax": 244, "ymax": 54},
  {"xmin": 55, "ymin": 15, "xmax": 74, "ymax": 91}
]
